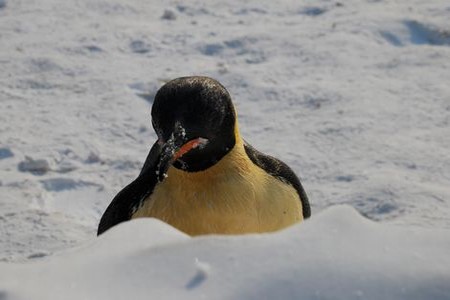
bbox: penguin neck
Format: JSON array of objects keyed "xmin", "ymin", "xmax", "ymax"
[
  {"xmin": 166, "ymin": 122, "xmax": 250, "ymax": 182},
  {"xmin": 166, "ymin": 142, "xmax": 248, "ymax": 181}
]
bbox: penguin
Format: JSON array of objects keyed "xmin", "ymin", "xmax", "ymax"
[{"xmin": 97, "ymin": 76, "xmax": 310, "ymax": 236}]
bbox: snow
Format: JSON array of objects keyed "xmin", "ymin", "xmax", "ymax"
[
  {"xmin": 1, "ymin": 206, "xmax": 449, "ymax": 300},
  {"xmin": 1, "ymin": 0, "xmax": 450, "ymax": 298}
]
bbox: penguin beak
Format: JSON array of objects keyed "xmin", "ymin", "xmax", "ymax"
[{"xmin": 157, "ymin": 134, "xmax": 208, "ymax": 182}]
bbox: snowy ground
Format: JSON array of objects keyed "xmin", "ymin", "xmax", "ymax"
[{"xmin": 0, "ymin": 0, "xmax": 450, "ymax": 298}]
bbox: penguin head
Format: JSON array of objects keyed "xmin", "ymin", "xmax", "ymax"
[{"xmin": 151, "ymin": 76, "xmax": 237, "ymax": 181}]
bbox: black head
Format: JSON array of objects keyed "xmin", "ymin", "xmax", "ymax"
[{"xmin": 151, "ymin": 76, "xmax": 237, "ymax": 180}]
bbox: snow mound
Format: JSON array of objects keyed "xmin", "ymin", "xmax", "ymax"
[
  {"xmin": 87, "ymin": 217, "xmax": 190, "ymax": 257},
  {"xmin": 1, "ymin": 206, "xmax": 449, "ymax": 300},
  {"xmin": 17, "ymin": 156, "xmax": 52, "ymax": 175}
]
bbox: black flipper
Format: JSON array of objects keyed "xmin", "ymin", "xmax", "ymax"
[
  {"xmin": 97, "ymin": 142, "xmax": 161, "ymax": 235},
  {"xmin": 139, "ymin": 141, "xmax": 163, "ymax": 176},
  {"xmin": 244, "ymin": 142, "xmax": 311, "ymax": 219}
]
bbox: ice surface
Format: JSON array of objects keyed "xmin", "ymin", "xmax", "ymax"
[{"xmin": 0, "ymin": 0, "xmax": 449, "ymax": 298}]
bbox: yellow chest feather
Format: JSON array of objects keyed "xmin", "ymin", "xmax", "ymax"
[{"xmin": 131, "ymin": 143, "xmax": 303, "ymax": 235}]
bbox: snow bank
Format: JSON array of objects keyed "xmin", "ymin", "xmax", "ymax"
[
  {"xmin": 1, "ymin": 206, "xmax": 449, "ymax": 300},
  {"xmin": 1, "ymin": 0, "xmax": 450, "ymax": 261}
]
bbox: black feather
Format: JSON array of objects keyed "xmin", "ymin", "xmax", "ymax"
[{"xmin": 97, "ymin": 142, "xmax": 161, "ymax": 235}]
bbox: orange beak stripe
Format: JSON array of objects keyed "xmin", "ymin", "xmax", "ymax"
[{"xmin": 173, "ymin": 138, "xmax": 206, "ymax": 161}]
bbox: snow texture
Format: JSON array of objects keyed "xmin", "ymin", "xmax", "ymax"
[
  {"xmin": 1, "ymin": 206, "xmax": 449, "ymax": 300},
  {"xmin": 0, "ymin": 0, "xmax": 449, "ymax": 298}
]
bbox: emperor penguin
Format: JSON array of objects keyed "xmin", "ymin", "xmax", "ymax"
[{"xmin": 97, "ymin": 76, "xmax": 310, "ymax": 236}]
